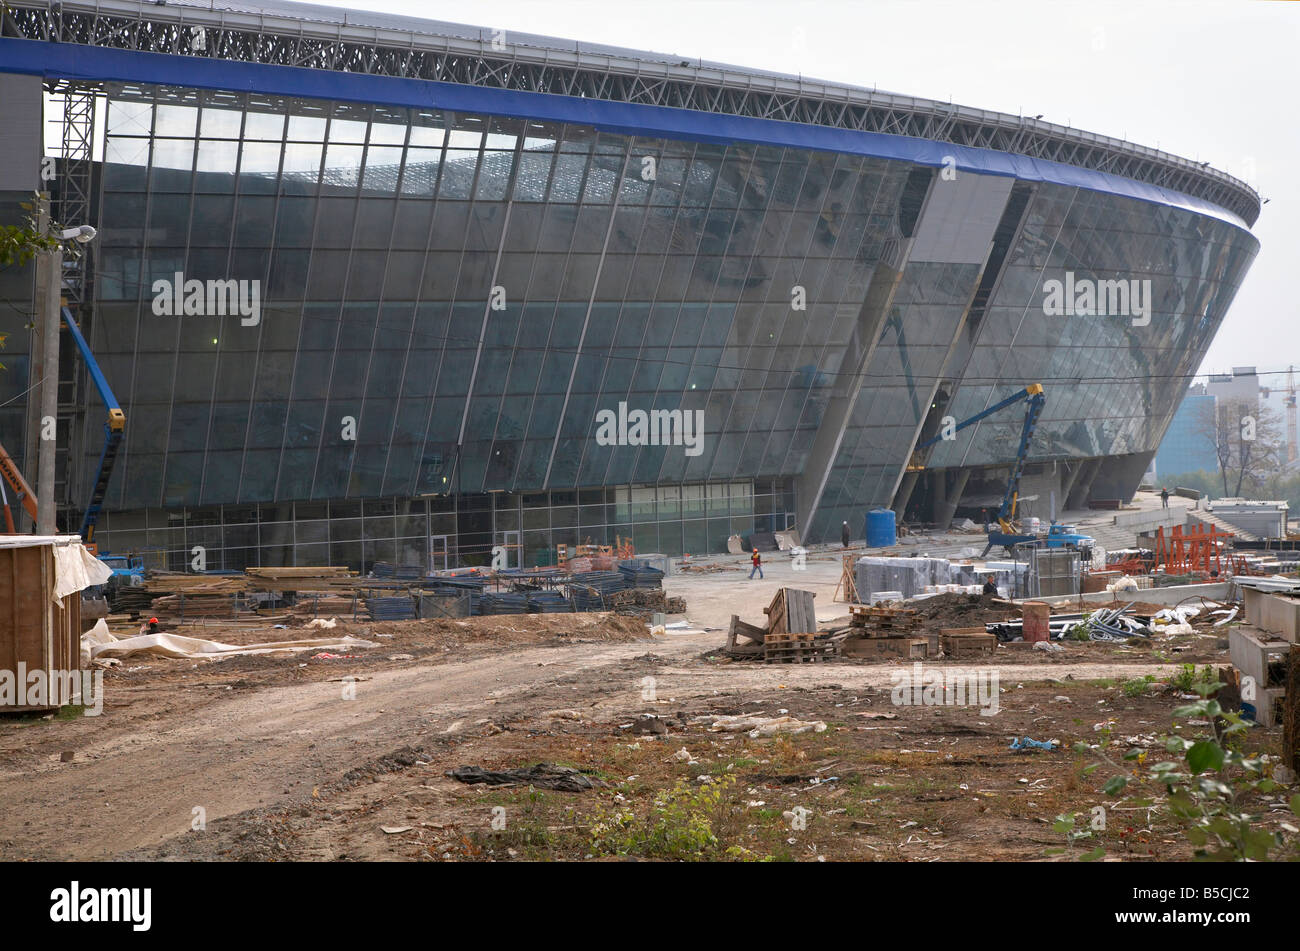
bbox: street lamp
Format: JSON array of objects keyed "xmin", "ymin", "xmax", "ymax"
[
  {"xmin": 57, "ymin": 225, "xmax": 96, "ymax": 243},
  {"xmin": 34, "ymin": 218, "xmax": 97, "ymax": 535}
]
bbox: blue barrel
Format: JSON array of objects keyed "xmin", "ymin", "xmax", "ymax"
[{"xmin": 865, "ymin": 508, "xmax": 896, "ymax": 548}]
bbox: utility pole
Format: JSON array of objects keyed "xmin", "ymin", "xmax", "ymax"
[
  {"xmin": 24, "ymin": 195, "xmax": 50, "ymax": 534},
  {"xmin": 35, "ymin": 224, "xmax": 62, "ymax": 535}
]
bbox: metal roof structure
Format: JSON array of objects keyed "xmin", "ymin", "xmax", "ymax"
[{"xmin": 1, "ymin": 0, "xmax": 1261, "ymax": 226}]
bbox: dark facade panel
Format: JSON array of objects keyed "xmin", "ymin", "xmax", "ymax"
[{"xmin": 0, "ymin": 76, "xmax": 1248, "ymax": 569}]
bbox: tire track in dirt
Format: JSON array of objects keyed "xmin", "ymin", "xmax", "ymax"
[{"xmin": 0, "ymin": 627, "xmax": 1179, "ymax": 860}]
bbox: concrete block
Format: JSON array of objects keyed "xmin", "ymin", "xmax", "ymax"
[
  {"xmin": 1229, "ymin": 627, "xmax": 1291, "ymax": 696},
  {"xmin": 1242, "ymin": 588, "xmax": 1300, "ymax": 641}
]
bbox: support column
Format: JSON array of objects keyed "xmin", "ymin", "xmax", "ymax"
[
  {"xmin": 892, "ymin": 470, "xmax": 919, "ymax": 522},
  {"xmin": 1066, "ymin": 458, "xmax": 1102, "ymax": 510},
  {"xmin": 932, "ymin": 468, "xmax": 971, "ymax": 528}
]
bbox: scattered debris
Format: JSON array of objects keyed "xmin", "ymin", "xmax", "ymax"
[{"xmin": 446, "ymin": 764, "xmax": 606, "ymax": 792}]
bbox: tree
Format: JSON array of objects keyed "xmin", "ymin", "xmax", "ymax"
[
  {"xmin": 0, "ymin": 194, "xmax": 77, "ymax": 372},
  {"xmin": 1193, "ymin": 396, "xmax": 1284, "ymax": 497}
]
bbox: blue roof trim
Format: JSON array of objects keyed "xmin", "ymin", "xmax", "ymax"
[{"xmin": 0, "ymin": 37, "xmax": 1249, "ymax": 230}]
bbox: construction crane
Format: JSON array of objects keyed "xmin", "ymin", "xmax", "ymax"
[
  {"xmin": 0, "ymin": 439, "xmax": 38, "ymax": 532},
  {"xmin": 0, "ymin": 312, "xmax": 124, "ymax": 551},
  {"xmin": 911, "ymin": 383, "xmax": 1048, "ymax": 555},
  {"xmin": 61, "ymin": 307, "xmax": 125, "ymax": 554}
]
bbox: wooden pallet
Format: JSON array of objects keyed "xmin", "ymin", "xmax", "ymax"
[
  {"xmin": 850, "ymin": 604, "xmax": 919, "ymax": 621},
  {"xmin": 765, "ymin": 632, "xmax": 816, "ymax": 645},
  {"xmin": 765, "ymin": 641, "xmax": 837, "ymax": 664}
]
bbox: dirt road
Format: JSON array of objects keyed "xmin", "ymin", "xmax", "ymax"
[{"xmin": 0, "ymin": 619, "xmax": 1183, "ymax": 861}]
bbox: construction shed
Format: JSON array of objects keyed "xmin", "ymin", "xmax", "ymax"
[{"xmin": 0, "ymin": 535, "xmax": 110, "ymax": 712}]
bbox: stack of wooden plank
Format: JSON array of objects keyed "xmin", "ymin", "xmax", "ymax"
[
  {"xmin": 290, "ymin": 593, "xmax": 359, "ymax": 617},
  {"xmin": 144, "ymin": 573, "xmax": 250, "ymax": 620},
  {"xmin": 245, "ymin": 567, "xmax": 357, "ymax": 592},
  {"xmin": 842, "ymin": 604, "xmax": 927, "ymax": 659},
  {"xmin": 146, "ymin": 573, "xmax": 247, "ymax": 594},
  {"xmin": 147, "ymin": 593, "xmax": 250, "ymax": 619}
]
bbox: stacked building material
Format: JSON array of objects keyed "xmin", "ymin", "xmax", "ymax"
[
  {"xmin": 110, "ymin": 586, "xmax": 155, "ymax": 616},
  {"xmin": 148, "ymin": 593, "xmax": 249, "ymax": 619},
  {"xmin": 290, "ymin": 593, "xmax": 358, "ymax": 617},
  {"xmin": 618, "ymin": 562, "xmax": 665, "ymax": 589},
  {"xmin": 369, "ymin": 562, "xmax": 425, "ymax": 580},
  {"xmin": 146, "ymin": 573, "xmax": 247, "ymax": 595},
  {"xmin": 365, "ymin": 596, "xmax": 416, "ymax": 620},
  {"xmin": 527, "ymin": 591, "xmax": 572, "ymax": 613},
  {"xmin": 606, "ymin": 586, "xmax": 665, "ymax": 617},
  {"xmin": 841, "ymin": 604, "xmax": 927, "ymax": 659},
  {"xmin": 854, "ymin": 556, "xmax": 953, "ymax": 602},
  {"xmin": 570, "ymin": 570, "xmax": 626, "ymax": 610},
  {"xmin": 480, "ymin": 592, "xmax": 529, "ymax": 615},
  {"xmin": 416, "ymin": 592, "xmax": 472, "ymax": 619},
  {"xmin": 245, "ymin": 567, "xmax": 355, "ymax": 591},
  {"xmin": 423, "ymin": 576, "xmax": 485, "ymax": 615}
]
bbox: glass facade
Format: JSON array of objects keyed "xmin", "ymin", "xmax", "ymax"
[
  {"xmin": 927, "ymin": 192, "xmax": 1255, "ymax": 472},
  {"xmin": 93, "ymin": 480, "xmax": 793, "ymax": 571},
  {"xmin": 16, "ymin": 80, "xmax": 1253, "ymax": 570}
]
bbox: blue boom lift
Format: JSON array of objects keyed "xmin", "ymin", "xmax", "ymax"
[
  {"xmin": 912, "ymin": 383, "xmax": 1047, "ymax": 556},
  {"xmin": 62, "ymin": 307, "xmax": 125, "ymax": 554}
]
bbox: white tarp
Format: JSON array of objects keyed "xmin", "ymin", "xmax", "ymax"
[
  {"xmin": 80, "ymin": 618, "xmax": 378, "ymax": 665},
  {"xmin": 53, "ymin": 542, "xmax": 113, "ymax": 603},
  {"xmin": 0, "ymin": 535, "xmax": 113, "ymax": 602}
]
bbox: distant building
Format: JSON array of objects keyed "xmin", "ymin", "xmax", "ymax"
[
  {"xmin": 1208, "ymin": 499, "xmax": 1289, "ymax": 539},
  {"xmin": 1154, "ymin": 385, "xmax": 1218, "ymax": 479}
]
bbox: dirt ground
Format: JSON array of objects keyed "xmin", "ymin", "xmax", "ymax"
[{"xmin": 0, "ymin": 576, "xmax": 1287, "ymax": 862}]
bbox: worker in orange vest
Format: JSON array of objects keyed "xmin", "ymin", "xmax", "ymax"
[{"xmin": 748, "ymin": 548, "xmax": 763, "ymax": 580}]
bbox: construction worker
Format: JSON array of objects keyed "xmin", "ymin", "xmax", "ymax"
[
  {"xmin": 138, "ymin": 616, "xmax": 160, "ymax": 636},
  {"xmin": 841, "ymin": 520, "xmax": 850, "ymax": 548},
  {"xmin": 1160, "ymin": 487, "xmax": 1170, "ymax": 509},
  {"xmin": 749, "ymin": 548, "xmax": 763, "ymax": 580},
  {"xmin": 982, "ymin": 578, "xmax": 998, "ymax": 596}
]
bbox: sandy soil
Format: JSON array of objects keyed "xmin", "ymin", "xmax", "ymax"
[{"xmin": 0, "ymin": 586, "xmax": 1256, "ymax": 862}]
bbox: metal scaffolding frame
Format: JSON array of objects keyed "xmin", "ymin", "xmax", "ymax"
[
  {"xmin": 47, "ymin": 82, "xmax": 100, "ymax": 513},
  {"xmin": 54, "ymin": 82, "xmax": 97, "ymax": 315},
  {"xmin": 1, "ymin": 0, "xmax": 1260, "ymax": 226}
]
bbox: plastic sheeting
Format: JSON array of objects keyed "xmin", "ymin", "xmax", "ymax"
[
  {"xmin": 855, "ymin": 556, "xmax": 953, "ymax": 601},
  {"xmin": 53, "ymin": 543, "xmax": 113, "ymax": 603},
  {"xmin": 80, "ymin": 618, "xmax": 378, "ymax": 664}
]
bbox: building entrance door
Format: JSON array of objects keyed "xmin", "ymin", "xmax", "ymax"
[{"xmin": 429, "ymin": 534, "xmax": 449, "ymax": 572}]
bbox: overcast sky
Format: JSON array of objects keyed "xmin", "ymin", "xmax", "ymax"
[{"xmin": 313, "ymin": 0, "xmax": 1296, "ymax": 386}]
